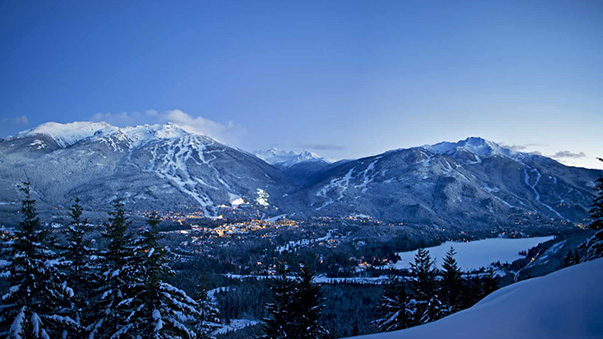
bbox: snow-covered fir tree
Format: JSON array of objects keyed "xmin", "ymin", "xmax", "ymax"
[
  {"xmin": 373, "ymin": 277, "xmax": 414, "ymax": 332},
  {"xmin": 409, "ymin": 248, "xmax": 442, "ymax": 325},
  {"xmin": 62, "ymin": 197, "xmax": 97, "ymax": 336},
  {"xmin": 261, "ymin": 266, "xmax": 328, "ymax": 339},
  {"xmin": 125, "ymin": 212, "xmax": 213, "ymax": 338},
  {"xmin": 89, "ymin": 199, "xmax": 137, "ymax": 338},
  {"xmin": 191, "ymin": 285, "xmax": 221, "ymax": 338},
  {"xmin": 577, "ymin": 163, "xmax": 603, "ymax": 262},
  {"xmin": 440, "ymin": 247, "xmax": 463, "ymax": 314},
  {"xmin": 290, "ymin": 267, "xmax": 328, "ymax": 339},
  {"xmin": 589, "ymin": 175, "xmax": 603, "ymax": 231},
  {"xmin": 261, "ymin": 267, "xmax": 294, "ymax": 339},
  {"xmin": 0, "ymin": 181, "xmax": 76, "ymax": 338}
]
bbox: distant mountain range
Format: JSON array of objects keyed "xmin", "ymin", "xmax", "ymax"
[{"xmin": 0, "ymin": 121, "xmax": 600, "ymax": 232}]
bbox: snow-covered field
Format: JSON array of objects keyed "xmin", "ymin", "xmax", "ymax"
[
  {"xmin": 213, "ymin": 319, "xmax": 261, "ymax": 335},
  {"xmin": 393, "ymin": 236, "xmax": 555, "ymax": 271},
  {"xmin": 352, "ymin": 257, "xmax": 603, "ymax": 339}
]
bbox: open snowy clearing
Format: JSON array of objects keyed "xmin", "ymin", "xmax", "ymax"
[{"xmin": 350, "ymin": 257, "xmax": 603, "ymax": 339}]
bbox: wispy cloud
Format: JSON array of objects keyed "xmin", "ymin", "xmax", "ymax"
[
  {"xmin": 91, "ymin": 110, "xmax": 244, "ymax": 144},
  {"xmin": 1, "ymin": 115, "xmax": 29, "ymax": 126},
  {"xmin": 499, "ymin": 142, "xmax": 541, "ymax": 152},
  {"xmin": 551, "ymin": 150, "xmax": 586, "ymax": 159},
  {"xmin": 299, "ymin": 143, "xmax": 346, "ymax": 151}
]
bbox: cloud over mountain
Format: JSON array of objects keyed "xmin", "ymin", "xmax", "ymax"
[
  {"xmin": 552, "ymin": 150, "xmax": 587, "ymax": 159},
  {"xmin": 91, "ymin": 109, "xmax": 244, "ymax": 145}
]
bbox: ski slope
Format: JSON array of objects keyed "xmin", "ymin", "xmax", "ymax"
[{"xmin": 350, "ymin": 258, "xmax": 603, "ymax": 339}]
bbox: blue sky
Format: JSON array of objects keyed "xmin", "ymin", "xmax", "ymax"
[{"xmin": 1, "ymin": 1, "xmax": 602, "ymax": 169}]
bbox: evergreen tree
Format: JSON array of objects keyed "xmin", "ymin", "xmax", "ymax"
[
  {"xmin": 440, "ymin": 247, "xmax": 463, "ymax": 314},
  {"xmin": 481, "ymin": 268, "xmax": 498, "ymax": 297},
  {"xmin": 261, "ymin": 267, "xmax": 293, "ymax": 339},
  {"xmin": 563, "ymin": 249, "xmax": 579, "ymax": 267},
  {"xmin": 0, "ymin": 181, "xmax": 76, "ymax": 338},
  {"xmin": 372, "ymin": 277, "xmax": 413, "ymax": 332},
  {"xmin": 89, "ymin": 199, "xmax": 136, "ymax": 338},
  {"xmin": 408, "ymin": 248, "xmax": 442, "ymax": 325},
  {"xmin": 290, "ymin": 267, "xmax": 328, "ymax": 339},
  {"xmin": 127, "ymin": 212, "xmax": 213, "ymax": 338},
  {"xmin": 459, "ymin": 276, "xmax": 482, "ymax": 310},
  {"xmin": 63, "ymin": 197, "xmax": 97, "ymax": 335},
  {"xmin": 590, "ymin": 176, "xmax": 603, "ymax": 230},
  {"xmin": 191, "ymin": 285, "xmax": 221, "ymax": 338},
  {"xmin": 261, "ymin": 266, "xmax": 328, "ymax": 339}
]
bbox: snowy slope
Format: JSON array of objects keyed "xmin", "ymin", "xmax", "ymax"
[
  {"xmin": 1, "ymin": 124, "xmax": 600, "ymax": 227},
  {"xmin": 18, "ymin": 121, "xmax": 196, "ymax": 149},
  {"xmin": 1, "ymin": 121, "xmax": 291, "ymax": 218},
  {"xmin": 17, "ymin": 121, "xmax": 115, "ymax": 147},
  {"xmin": 255, "ymin": 148, "xmax": 326, "ymax": 168},
  {"xmin": 279, "ymin": 137, "xmax": 600, "ymax": 228},
  {"xmin": 350, "ymin": 258, "xmax": 603, "ymax": 339}
]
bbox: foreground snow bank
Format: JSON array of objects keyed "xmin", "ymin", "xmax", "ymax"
[{"xmin": 351, "ymin": 258, "xmax": 603, "ymax": 339}]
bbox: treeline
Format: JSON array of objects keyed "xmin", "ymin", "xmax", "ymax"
[
  {"xmin": 0, "ymin": 182, "xmax": 219, "ymax": 339},
  {"xmin": 373, "ymin": 247, "xmax": 497, "ymax": 332},
  {"xmin": 257, "ymin": 247, "xmax": 499, "ymax": 338},
  {"xmin": 0, "ymin": 182, "xmax": 502, "ymax": 339}
]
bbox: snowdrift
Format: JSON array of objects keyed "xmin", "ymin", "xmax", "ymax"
[{"xmin": 351, "ymin": 258, "xmax": 603, "ymax": 339}]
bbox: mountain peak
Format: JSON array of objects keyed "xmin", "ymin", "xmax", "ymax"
[
  {"xmin": 255, "ymin": 148, "xmax": 326, "ymax": 168},
  {"xmin": 17, "ymin": 121, "xmax": 117, "ymax": 147},
  {"xmin": 425, "ymin": 137, "xmax": 515, "ymax": 159},
  {"xmin": 15, "ymin": 121, "xmax": 210, "ymax": 148}
]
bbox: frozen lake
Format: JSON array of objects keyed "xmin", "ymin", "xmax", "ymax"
[{"xmin": 393, "ymin": 236, "xmax": 555, "ymax": 271}]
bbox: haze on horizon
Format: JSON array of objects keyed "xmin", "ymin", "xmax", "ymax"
[{"xmin": 1, "ymin": 1, "xmax": 602, "ymax": 169}]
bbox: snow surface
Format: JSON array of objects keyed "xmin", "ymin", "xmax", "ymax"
[
  {"xmin": 392, "ymin": 236, "xmax": 555, "ymax": 271},
  {"xmin": 424, "ymin": 137, "xmax": 516, "ymax": 159},
  {"xmin": 15, "ymin": 121, "xmax": 208, "ymax": 149},
  {"xmin": 17, "ymin": 121, "xmax": 115, "ymax": 147},
  {"xmin": 213, "ymin": 319, "xmax": 261, "ymax": 335},
  {"xmin": 350, "ymin": 258, "xmax": 603, "ymax": 339},
  {"xmin": 255, "ymin": 148, "xmax": 326, "ymax": 168}
]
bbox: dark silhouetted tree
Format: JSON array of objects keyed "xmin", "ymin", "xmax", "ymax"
[
  {"xmin": 409, "ymin": 248, "xmax": 442, "ymax": 325},
  {"xmin": 589, "ymin": 176, "xmax": 603, "ymax": 230},
  {"xmin": 191, "ymin": 285, "xmax": 221, "ymax": 338},
  {"xmin": 373, "ymin": 277, "xmax": 413, "ymax": 332},
  {"xmin": 440, "ymin": 246, "xmax": 463, "ymax": 313},
  {"xmin": 563, "ymin": 249, "xmax": 579, "ymax": 268},
  {"xmin": 261, "ymin": 266, "xmax": 328, "ymax": 339}
]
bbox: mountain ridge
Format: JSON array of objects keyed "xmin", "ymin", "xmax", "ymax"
[{"xmin": 0, "ymin": 121, "xmax": 600, "ymax": 232}]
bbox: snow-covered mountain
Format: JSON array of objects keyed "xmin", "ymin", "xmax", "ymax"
[
  {"xmin": 255, "ymin": 148, "xmax": 330, "ymax": 185},
  {"xmin": 0, "ymin": 122, "xmax": 600, "ymax": 230},
  {"xmin": 351, "ymin": 257, "xmax": 603, "ymax": 339},
  {"xmin": 1, "ymin": 121, "xmax": 291, "ymax": 218},
  {"xmin": 278, "ymin": 137, "xmax": 600, "ymax": 230},
  {"xmin": 255, "ymin": 148, "xmax": 326, "ymax": 168}
]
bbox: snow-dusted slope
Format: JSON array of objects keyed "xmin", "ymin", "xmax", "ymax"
[
  {"xmin": 1, "ymin": 124, "xmax": 600, "ymax": 227},
  {"xmin": 255, "ymin": 148, "xmax": 326, "ymax": 168},
  {"xmin": 351, "ymin": 258, "xmax": 603, "ymax": 339},
  {"xmin": 255, "ymin": 148, "xmax": 330, "ymax": 185},
  {"xmin": 17, "ymin": 121, "xmax": 115, "ymax": 147},
  {"xmin": 279, "ymin": 137, "xmax": 599, "ymax": 229},
  {"xmin": 18, "ymin": 121, "xmax": 197, "ymax": 149},
  {"xmin": 1, "ymin": 122, "xmax": 291, "ymax": 218}
]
